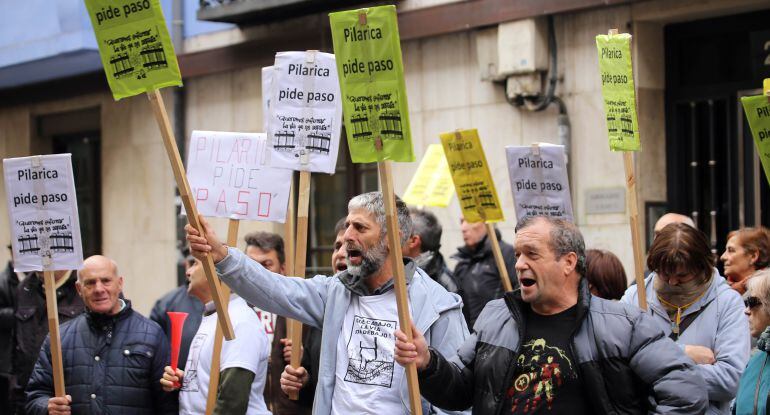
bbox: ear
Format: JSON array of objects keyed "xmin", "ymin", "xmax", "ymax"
[
  {"xmin": 75, "ymin": 280, "xmax": 83, "ymax": 297},
  {"xmin": 561, "ymin": 252, "xmax": 578, "ymax": 276},
  {"xmin": 407, "ymin": 235, "xmax": 420, "ymax": 251},
  {"xmin": 279, "ymin": 263, "xmax": 286, "ymax": 276},
  {"xmin": 750, "ymin": 251, "xmax": 760, "ymax": 266}
]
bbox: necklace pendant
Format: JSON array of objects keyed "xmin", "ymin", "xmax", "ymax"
[{"xmin": 671, "ymin": 323, "xmax": 679, "ymax": 334}]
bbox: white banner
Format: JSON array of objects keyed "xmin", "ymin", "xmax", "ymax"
[
  {"xmin": 262, "ymin": 66, "xmax": 273, "ymax": 133},
  {"xmin": 505, "ymin": 144, "xmax": 574, "ymax": 222},
  {"xmin": 186, "ymin": 131, "xmax": 293, "ymax": 222},
  {"xmin": 267, "ymin": 51, "xmax": 342, "ymax": 174},
  {"xmin": 3, "ymin": 154, "xmax": 84, "ymax": 272}
]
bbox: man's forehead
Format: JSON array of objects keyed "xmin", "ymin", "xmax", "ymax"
[
  {"xmin": 346, "ymin": 208, "xmax": 377, "ymax": 224},
  {"xmin": 247, "ymin": 246, "xmax": 278, "ymax": 260},
  {"xmin": 514, "ymin": 221, "xmax": 551, "ymax": 247},
  {"xmin": 80, "ymin": 266, "xmax": 117, "ymax": 280}
]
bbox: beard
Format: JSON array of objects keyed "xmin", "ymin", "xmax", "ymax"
[{"xmin": 346, "ymin": 237, "xmax": 388, "ymax": 279}]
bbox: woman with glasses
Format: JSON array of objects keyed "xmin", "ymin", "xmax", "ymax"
[
  {"xmin": 721, "ymin": 227, "xmax": 770, "ymax": 296},
  {"xmin": 734, "ymin": 269, "xmax": 770, "ymax": 414},
  {"xmin": 622, "ymin": 223, "xmax": 750, "ymax": 415}
]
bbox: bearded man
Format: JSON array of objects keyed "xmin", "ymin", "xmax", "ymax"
[{"xmin": 185, "ymin": 192, "xmax": 469, "ymax": 415}]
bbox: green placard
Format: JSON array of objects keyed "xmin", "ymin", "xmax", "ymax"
[
  {"xmin": 329, "ymin": 6, "xmax": 414, "ymax": 163},
  {"xmin": 741, "ymin": 95, "xmax": 770, "ymax": 186},
  {"xmin": 84, "ymin": 0, "xmax": 182, "ymax": 100},
  {"xmin": 595, "ymin": 33, "xmax": 641, "ymax": 152}
]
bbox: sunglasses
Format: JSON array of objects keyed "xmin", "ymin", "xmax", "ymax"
[{"xmin": 745, "ymin": 296, "xmax": 763, "ymax": 309}]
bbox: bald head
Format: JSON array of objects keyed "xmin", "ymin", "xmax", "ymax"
[
  {"xmin": 654, "ymin": 213, "xmax": 695, "ymax": 238},
  {"xmin": 78, "ymin": 255, "xmax": 119, "ymax": 281}
]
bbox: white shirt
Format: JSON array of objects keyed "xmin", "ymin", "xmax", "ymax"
[
  {"xmin": 331, "ymin": 290, "xmax": 408, "ymax": 414},
  {"xmin": 179, "ymin": 295, "xmax": 271, "ymax": 414}
]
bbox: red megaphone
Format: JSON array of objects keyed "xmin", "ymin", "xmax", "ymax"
[{"xmin": 167, "ymin": 312, "xmax": 189, "ymax": 387}]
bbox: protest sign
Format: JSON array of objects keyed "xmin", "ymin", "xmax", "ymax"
[
  {"xmin": 595, "ymin": 32, "xmax": 640, "ymax": 151},
  {"xmin": 505, "ymin": 144, "xmax": 573, "ymax": 222},
  {"xmin": 3, "ymin": 155, "xmax": 83, "ymax": 272},
  {"xmin": 186, "ymin": 131, "xmax": 292, "ymax": 222},
  {"xmin": 329, "ymin": 6, "xmax": 414, "ymax": 163},
  {"xmin": 84, "ymin": 0, "xmax": 182, "ymax": 100},
  {"xmin": 440, "ymin": 129, "xmax": 504, "ymax": 223},
  {"xmin": 403, "ymin": 144, "xmax": 454, "ymax": 208},
  {"xmin": 267, "ymin": 51, "xmax": 343, "ymax": 174},
  {"xmin": 740, "ymin": 95, "xmax": 770, "ymax": 186}
]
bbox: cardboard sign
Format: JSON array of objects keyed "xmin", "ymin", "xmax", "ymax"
[
  {"xmin": 402, "ymin": 144, "xmax": 454, "ymax": 207},
  {"xmin": 3, "ymin": 155, "xmax": 83, "ymax": 272},
  {"xmin": 440, "ymin": 129, "xmax": 504, "ymax": 223},
  {"xmin": 740, "ymin": 94, "xmax": 770, "ymax": 186},
  {"xmin": 84, "ymin": 0, "xmax": 182, "ymax": 100},
  {"xmin": 505, "ymin": 144, "xmax": 573, "ymax": 222},
  {"xmin": 595, "ymin": 33, "xmax": 640, "ymax": 151},
  {"xmin": 186, "ymin": 131, "xmax": 293, "ymax": 222},
  {"xmin": 329, "ymin": 5, "xmax": 414, "ymax": 163},
  {"xmin": 262, "ymin": 66, "xmax": 274, "ymax": 133},
  {"xmin": 267, "ymin": 51, "xmax": 343, "ymax": 174}
]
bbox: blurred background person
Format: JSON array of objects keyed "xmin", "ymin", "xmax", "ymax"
[
  {"xmin": 734, "ymin": 269, "xmax": 770, "ymax": 415},
  {"xmin": 721, "ymin": 227, "xmax": 770, "ymax": 295},
  {"xmin": 585, "ymin": 249, "xmax": 627, "ymax": 300},
  {"xmin": 404, "ymin": 208, "xmax": 458, "ymax": 293},
  {"xmin": 0, "ymin": 243, "xmax": 24, "ymax": 413}
]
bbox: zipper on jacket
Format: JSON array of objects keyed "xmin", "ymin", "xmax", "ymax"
[{"xmin": 753, "ymin": 353, "xmax": 769, "ymax": 415}]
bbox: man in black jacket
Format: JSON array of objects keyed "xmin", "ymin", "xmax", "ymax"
[
  {"xmin": 395, "ymin": 216, "xmax": 709, "ymax": 414},
  {"xmin": 0, "ymin": 244, "xmax": 22, "ymax": 412},
  {"xmin": 453, "ymin": 218, "xmax": 517, "ymax": 328},
  {"xmin": 405, "ymin": 209, "xmax": 459, "ymax": 293},
  {"xmin": 25, "ymin": 255, "xmax": 176, "ymax": 415}
]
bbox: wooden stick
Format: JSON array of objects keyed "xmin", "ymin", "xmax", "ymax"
[
  {"xmin": 284, "ymin": 178, "xmax": 297, "ymax": 343},
  {"xmin": 146, "ymin": 89, "xmax": 234, "ymax": 340},
  {"xmin": 485, "ymin": 223, "xmax": 513, "ymax": 292},
  {"xmin": 287, "ymin": 170, "xmax": 311, "ymax": 400},
  {"xmin": 623, "ymin": 152, "xmax": 647, "ymax": 310},
  {"xmin": 44, "ymin": 271, "xmax": 66, "ymax": 398},
  {"xmin": 378, "ymin": 160, "xmax": 423, "ymax": 415},
  {"xmin": 204, "ymin": 219, "xmax": 238, "ymax": 414}
]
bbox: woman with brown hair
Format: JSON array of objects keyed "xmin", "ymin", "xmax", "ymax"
[
  {"xmin": 585, "ymin": 249, "xmax": 627, "ymax": 300},
  {"xmin": 721, "ymin": 227, "xmax": 770, "ymax": 295},
  {"xmin": 622, "ymin": 223, "xmax": 750, "ymax": 414}
]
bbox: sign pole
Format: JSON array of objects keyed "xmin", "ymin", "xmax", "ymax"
[
  {"xmin": 288, "ymin": 170, "xmax": 311, "ymax": 400},
  {"xmin": 623, "ymin": 151, "xmax": 647, "ymax": 309},
  {"xmin": 485, "ymin": 223, "xmax": 513, "ymax": 292},
  {"xmin": 44, "ymin": 271, "xmax": 66, "ymax": 398},
  {"xmin": 378, "ymin": 146, "xmax": 423, "ymax": 415},
  {"xmin": 204, "ymin": 219, "xmax": 238, "ymax": 414},
  {"xmin": 146, "ymin": 90, "xmax": 234, "ymax": 339}
]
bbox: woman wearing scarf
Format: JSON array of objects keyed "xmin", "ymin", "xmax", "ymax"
[
  {"xmin": 721, "ymin": 227, "xmax": 770, "ymax": 296},
  {"xmin": 622, "ymin": 223, "xmax": 750, "ymax": 415},
  {"xmin": 734, "ymin": 269, "xmax": 770, "ymax": 414}
]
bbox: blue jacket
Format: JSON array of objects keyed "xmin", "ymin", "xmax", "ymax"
[
  {"xmin": 622, "ymin": 270, "xmax": 750, "ymax": 414},
  {"xmin": 25, "ymin": 301, "xmax": 178, "ymax": 414},
  {"xmin": 734, "ymin": 348, "xmax": 770, "ymax": 415},
  {"xmin": 217, "ymin": 247, "xmax": 470, "ymax": 415}
]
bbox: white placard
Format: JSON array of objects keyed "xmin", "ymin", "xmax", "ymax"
[
  {"xmin": 505, "ymin": 144, "xmax": 574, "ymax": 222},
  {"xmin": 262, "ymin": 66, "xmax": 274, "ymax": 134},
  {"xmin": 3, "ymin": 154, "xmax": 83, "ymax": 272},
  {"xmin": 267, "ymin": 51, "xmax": 342, "ymax": 174},
  {"xmin": 186, "ymin": 131, "xmax": 293, "ymax": 222}
]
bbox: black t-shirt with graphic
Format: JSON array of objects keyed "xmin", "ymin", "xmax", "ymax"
[{"xmin": 505, "ymin": 305, "xmax": 588, "ymax": 414}]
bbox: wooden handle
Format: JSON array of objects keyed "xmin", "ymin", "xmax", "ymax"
[
  {"xmin": 485, "ymin": 223, "xmax": 513, "ymax": 292},
  {"xmin": 44, "ymin": 271, "xmax": 66, "ymax": 397},
  {"xmin": 378, "ymin": 160, "xmax": 423, "ymax": 415},
  {"xmin": 288, "ymin": 170, "xmax": 311, "ymax": 400},
  {"xmin": 146, "ymin": 90, "xmax": 234, "ymax": 340},
  {"xmin": 623, "ymin": 152, "xmax": 647, "ymax": 310}
]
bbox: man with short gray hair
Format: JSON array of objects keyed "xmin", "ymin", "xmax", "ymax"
[
  {"xmin": 186, "ymin": 191, "xmax": 469, "ymax": 415},
  {"xmin": 404, "ymin": 208, "xmax": 458, "ymax": 293}
]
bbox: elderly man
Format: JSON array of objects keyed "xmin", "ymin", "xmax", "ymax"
[
  {"xmin": 395, "ymin": 216, "xmax": 709, "ymax": 414},
  {"xmin": 404, "ymin": 208, "xmax": 459, "ymax": 293},
  {"xmin": 186, "ymin": 192, "xmax": 469, "ymax": 415},
  {"xmin": 25, "ymin": 255, "xmax": 176, "ymax": 415}
]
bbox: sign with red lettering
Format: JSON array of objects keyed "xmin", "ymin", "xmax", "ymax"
[{"xmin": 185, "ymin": 131, "xmax": 292, "ymax": 222}]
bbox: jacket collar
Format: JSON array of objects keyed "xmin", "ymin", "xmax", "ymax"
[
  {"xmin": 86, "ymin": 299, "xmax": 132, "ymax": 332},
  {"xmin": 337, "ymin": 257, "xmax": 417, "ymax": 296},
  {"xmin": 504, "ymin": 277, "xmax": 590, "ymax": 338}
]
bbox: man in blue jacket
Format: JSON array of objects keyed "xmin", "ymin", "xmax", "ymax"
[
  {"xmin": 186, "ymin": 192, "xmax": 470, "ymax": 415},
  {"xmin": 25, "ymin": 255, "xmax": 176, "ymax": 415}
]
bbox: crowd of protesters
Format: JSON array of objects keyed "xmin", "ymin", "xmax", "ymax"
[{"xmin": 2, "ymin": 191, "xmax": 770, "ymax": 414}]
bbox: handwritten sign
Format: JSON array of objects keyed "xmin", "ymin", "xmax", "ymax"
[
  {"xmin": 186, "ymin": 131, "xmax": 293, "ymax": 222},
  {"xmin": 505, "ymin": 144, "xmax": 573, "ymax": 222},
  {"xmin": 440, "ymin": 129, "xmax": 504, "ymax": 223},
  {"xmin": 329, "ymin": 5, "xmax": 414, "ymax": 163},
  {"xmin": 267, "ymin": 51, "xmax": 343, "ymax": 174},
  {"xmin": 84, "ymin": 0, "xmax": 182, "ymax": 100},
  {"xmin": 595, "ymin": 33, "xmax": 640, "ymax": 151},
  {"xmin": 741, "ymin": 94, "xmax": 770, "ymax": 186},
  {"xmin": 402, "ymin": 144, "xmax": 454, "ymax": 207},
  {"xmin": 3, "ymin": 155, "xmax": 83, "ymax": 272}
]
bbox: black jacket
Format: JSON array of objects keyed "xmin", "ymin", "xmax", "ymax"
[
  {"xmin": 0, "ymin": 262, "xmax": 20, "ymax": 375},
  {"xmin": 415, "ymin": 250, "xmax": 459, "ymax": 293},
  {"xmin": 149, "ymin": 285, "xmax": 203, "ymax": 371},
  {"xmin": 12, "ymin": 273, "xmax": 83, "ymax": 411},
  {"xmin": 418, "ymin": 280, "xmax": 709, "ymax": 414},
  {"xmin": 452, "ymin": 231, "xmax": 517, "ymax": 328},
  {"xmin": 25, "ymin": 300, "xmax": 178, "ymax": 414}
]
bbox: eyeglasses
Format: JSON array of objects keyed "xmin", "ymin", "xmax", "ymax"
[{"xmin": 745, "ymin": 296, "xmax": 762, "ymax": 309}]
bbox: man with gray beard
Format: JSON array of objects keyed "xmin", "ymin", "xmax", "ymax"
[{"xmin": 185, "ymin": 192, "xmax": 469, "ymax": 415}]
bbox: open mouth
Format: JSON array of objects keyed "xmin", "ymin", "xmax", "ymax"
[
  {"xmin": 347, "ymin": 247, "xmax": 363, "ymax": 264},
  {"xmin": 520, "ymin": 277, "xmax": 536, "ymax": 287},
  {"xmin": 335, "ymin": 262, "xmax": 348, "ymax": 272}
]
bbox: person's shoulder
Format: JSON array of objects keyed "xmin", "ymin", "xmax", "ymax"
[
  {"xmin": 124, "ymin": 308, "xmax": 167, "ymax": 341},
  {"xmin": 589, "ymin": 296, "xmax": 643, "ymax": 320},
  {"xmin": 475, "ymin": 299, "xmax": 512, "ymax": 329},
  {"xmin": 413, "ymin": 268, "xmax": 462, "ymax": 311}
]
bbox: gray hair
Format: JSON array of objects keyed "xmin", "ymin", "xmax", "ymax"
[
  {"xmin": 410, "ymin": 208, "xmax": 442, "ymax": 252},
  {"xmin": 348, "ymin": 192, "xmax": 413, "ymax": 245},
  {"xmin": 747, "ymin": 269, "xmax": 770, "ymax": 318},
  {"xmin": 515, "ymin": 216, "xmax": 586, "ymax": 276}
]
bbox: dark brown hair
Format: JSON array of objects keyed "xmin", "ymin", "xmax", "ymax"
[
  {"xmin": 244, "ymin": 232, "xmax": 285, "ymax": 265},
  {"xmin": 647, "ymin": 223, "xmax": 714, "ymax": 281},
  {"xmin": 726, "ymin": 227, "xmax": 770, "ymax": 269},
  {"xmin": 585, "ymin": 249, "xmax": 627, "ymax": 300}
]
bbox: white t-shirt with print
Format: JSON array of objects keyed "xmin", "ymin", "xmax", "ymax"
[
  {"xmin": 179, "ymin": 295, "xmax": 270, "ymax": 415},
  {"xmin": 331, "ymin": 289, "xmax": 410, "ymax": 414},
  {"xmin": 251, "ymin": 306, "xmax": 277, "ymax": 345}
]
